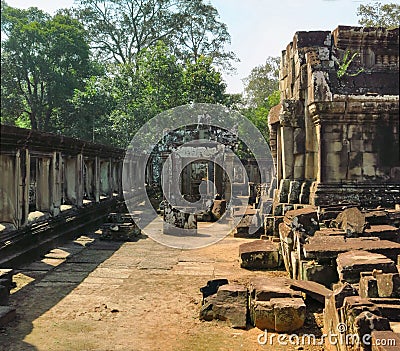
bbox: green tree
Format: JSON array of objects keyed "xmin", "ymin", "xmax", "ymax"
[
  {"xmin": 241, "ymin": 57, "xmax": 280, "ymax": 142},
  {"xmin": 74, "ymin": 0, "xmax": 236, "ymax": 70},
  {"xmin": 243, "ymin": 57, "xmax": 280, "ymax": 108},
  {"xmin": 74, "ymin": 0, "xmax": 182, "ymax": 65},
  {"xmin": 357, "ymin": 2, "xmax": 400, "ymax": 28},
  {"xmin": 183, "ymin": 56, "xmax": 227, "ymax": 104},
  {"xmin": 175, "ymin": 0, "xmax": 237, "ymax": 70},
  {"xmin": 1, "ymin": 2, "xmax": 92, "ymax": 131}
]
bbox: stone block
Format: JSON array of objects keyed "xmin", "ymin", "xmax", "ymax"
[
  {"xmin": 0, "ymin": 269, "xmax": 13, "ymax": 290},
  {"xmin": 283, "ymin": 207, "xmax": 319, "ymax": 235},
  {"xmin": 299, "ymin": 181, "xmax": 311, "ymax": 204},
  {"xmin": 375, "ymin": 272, "xmax": 400, "ymax": 298},
  {"xmin": 337, "ymin": 250, "xmax": 397, "ymax": 284},
  {"xmin": 303, "ymin": 236, "xmax": 400, "ymax": 262},
  {"xmin": 200, "ymin": 278, "xmax": 229, "ymax": 300},
  {"xmin": 239, "ymin": 240, "xmax": 281, "ymax": 270},
  {"xmin": 354, "ymin": 311, "xmax": 391, "ymax": 341},
  {"xmin": 293, "ymin": 128, "xmax": 305, "ymax": 154},
  {"xmin": 278, "ymin": 179, "xmax": 291, "ymax": 203},
  {"xmin": 271, "ymin": 297, "xmax": 306, "ymax": 332},
  {"xmin": 370, "ymin": 298, "xmax": 400, "ymax": 322},
  {"xmin": 288, "ymin": 180, "xmax": 301, "ymax": 204},
  {"xmin": 363, "ymin": 152, "xmax": 378, "ymax": 167},
  {"xmin": 289, "ymin": 279, "xmax": 333, "ymax": 303},
  {"xmin": 163, "ymin": 203, "xmax": 197, "ymax": 234},
  {"xmin": 364, "ymin": 225, "xmax": 400, "ymax": 243},
  {"xmin": 264, "ymin": 216, "xmax": 283, "ymax": 237},
  {"xmin": 201, "ymin": 284, "xmax": 248, "ymax": 329},
  {"xmin": 300, "ymin": 260, "xmax": 338, "ymax": 287},
  {"xmin": 251, "ymin": 300, "xmax": 275, "ymax": 330},
  {"xmin": 249, "ymin": 277, "xmax": 302, "ymax": 303},
  {"xmin": 359, "ymin": 274, "xmax": 379, "ymax": 298}
]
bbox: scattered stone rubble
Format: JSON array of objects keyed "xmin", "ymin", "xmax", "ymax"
[{"xmin": 99, "ymin": 212, "xmax": 141, "ymax": 241}]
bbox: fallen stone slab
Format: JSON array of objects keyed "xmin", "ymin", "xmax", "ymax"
[
  {"xmin": 249, "ymin": 277, "xmax": 301, "ymax": 302},
  {"xmin": 0, "ymin": 305, "xmax": 16, "ymax": 327},
  {"xmin": 289, "ymin": 280, "xmax": 332, "ymax": 303},
  {"xmin": 364, "ymin": 225, "xmax": 400, "ymax": 243},
  {"xmin": 313, "ymin": 228, "xmax": 346, "ymax": 236},
  {"xmin": 200, "ymin": 283, "xmax": 248, "ymax": 329},
  {"xmin": 303, "ymin": 236, "xmax": 400, "ymax": 262},
  {"xmin": 239, "ymin": 240, "xmax": 281, "ymax": 270},
  {"xmin": 337, "ymin": 250, "xmax": 398, "ymax": 284}
]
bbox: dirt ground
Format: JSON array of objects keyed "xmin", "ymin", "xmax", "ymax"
[{"xmin": 0, "ymin": 229, "xmax": 325, "ymax": 351}]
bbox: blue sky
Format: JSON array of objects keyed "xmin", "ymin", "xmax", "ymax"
[{"xmin": 5, "ymin": 0, "xmax": 396, "ymax": 93}]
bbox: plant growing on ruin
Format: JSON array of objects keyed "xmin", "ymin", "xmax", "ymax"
[{"xmin": 337, "ymin": 50, "xmax": 365, "ymax": 79}]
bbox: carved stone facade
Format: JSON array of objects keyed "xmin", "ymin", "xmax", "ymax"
[{"xmin": 269, "ymin": 26, "xmax": 400, "ymax": 208}]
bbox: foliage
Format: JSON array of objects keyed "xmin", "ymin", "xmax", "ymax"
[
  {"xmin": 69, "ymin": 44, "xmax": 228, "ymax": 147},
  {"xmin": 337, "ymin": 50, "xmax": 365, "ymax": 79},
  {"xmin": 175, "ymin": 0, "xmax": 238, "ymax": 71},
  {"xmin": 357, "ymin": 2, "xmax": 400, "ymax": 29},
  {"xmin": 1, "ymin": 1, "xmax": 234, "ymax": 147},
  {"xmin": 73, "ymin": 0, "xmax": 237, "ymax": 70},
  {"xmin": 1, "ymin": 1, "xmax": 92, "ymax": 131},
  {"xmin": 241, "ymin": 57, "xmax": 280, "ymax": 143},
  {"xmin": 183, "ymin": 56, "xmax": 227, "ymax": 104},
  {"xmin": 242, "ymin": 57, "xmax": 280, "ymax": 108}
]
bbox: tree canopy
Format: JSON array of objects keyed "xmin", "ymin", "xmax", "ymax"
[
  {"xmin": 357, "ymin": 2, "xmax": 400, "ymax": 29},
  {"xmin": 1, "ymin": 0, "xmax": 234, "ymax": 146},
  {"xmin": 1, "ymin": 1, "xmax": 92, "ymax": 131},
  {"xmin": 241, "ymin": 57, "xmax": 280, "ymax": 143}
]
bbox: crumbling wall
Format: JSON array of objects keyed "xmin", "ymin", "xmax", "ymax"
[{"xmin": 269, "ymin": 26, "xmax": 399, "ymax": 209}]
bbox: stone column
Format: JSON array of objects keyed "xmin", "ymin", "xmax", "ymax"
[
  {"xmin": 65, "ymin": 154, "xmax": 84, "ymax": 206},
  {"xmin": 276, "ymin": 126, "xmax": 283, "ymax": 184},
  {"xmin": 50, "ymin": 152, "xmax": 62, "ymax": 216},
  {"xmin": 108, "ymin": 158, "xmax": 113, "ymax": 197},
  {"xmin": 36, "ymin": 157, "xmax": 51, "ymax": 211},
  {"xmin": 281, "ymin": 126, "xmax": 294, "ymax": 179},
  {"xmin": 94, "ymin": 157, "xmax": 100, "ymax": 202}
]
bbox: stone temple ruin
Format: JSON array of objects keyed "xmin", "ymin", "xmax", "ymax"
[
  {"xmin": 199, "ymin": 26, "xmax": 400, "ymax": 351},
  {"xmin": 0, "ymin": 25, "xmax": 399, "ymax": 351}
]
